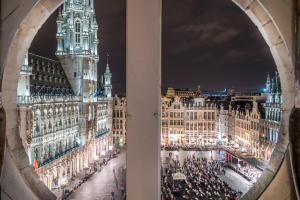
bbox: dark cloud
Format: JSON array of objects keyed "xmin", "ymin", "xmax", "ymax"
[
  {"xmin": 162, "ymin": 0, "xmax": 276, "ymax": 92},
  {"xmin": 213, "ymin": 27, "xmax": 240, "ymax": 43},
  {"xmin": 223, "ymin": 49, "xmax": 246, "ymax": 61}
]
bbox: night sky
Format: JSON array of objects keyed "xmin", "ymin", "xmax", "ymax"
[{"xmin": 30, "ymin": 0, "xmax": 276, "ymax": 95}]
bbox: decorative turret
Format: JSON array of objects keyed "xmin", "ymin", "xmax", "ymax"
[
  {"xmin": 266, "ymin": 73, "xmax": 271, "ymax": 93},
  {"xmin": 17, "ymin": 51, "xmax": 32, "ymax": 97},
  {"xmin": 104, "ymin": 54, "xmax": 112, "ymax": 98},
  {"xmin": 55, "ymin": 0, "xmax": 99, "ymax": 101}
]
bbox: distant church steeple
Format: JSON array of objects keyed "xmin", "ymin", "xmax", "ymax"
[
  {"xmin": 105, "ymin": 53, "xmax": 111, "ymax": 73},
  {"xmin": 266, "ymin": 73, "xmax": 271, "ymax": 93},
  {"xmin": 104, "ymin": 53, "xmax": 112, "ymax": 98}
]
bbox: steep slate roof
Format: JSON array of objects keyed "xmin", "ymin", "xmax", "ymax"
[{"xmin": 29, "ymin": 53, "xmax": 74, "ymax": 96}]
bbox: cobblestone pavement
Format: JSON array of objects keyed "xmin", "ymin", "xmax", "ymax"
[
  {"xmin": 218, "ymin": 168, "xmax": 252, "ymax": 195},
  {"xmin": 68, "ymin": 151, "xmax": 126, "ymax": 200}
]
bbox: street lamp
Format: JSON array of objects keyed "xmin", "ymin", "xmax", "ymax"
[
  {"xmin": 94, "ymin": 155, "xmax": 99, "ymax": 171},
  {"xmin": 119, "ymin": 138, "xmax": 124, "ymax": 147},
  {"xmin": 60, "ymin": 176, "xmax": 68, "ymax": 199},
  {"xmin": 83, "ymin": 162, "xmax": 89, "ymax": 177}
]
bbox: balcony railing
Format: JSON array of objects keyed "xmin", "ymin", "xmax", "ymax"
[
  {"xmin": 39, "ymin": 144, "xmax": 80, "ymax": 168},
  {"xmin": 95, "ymin": 128, "xmax": 110, "ymax": 138},
  {"xmin": 263, "ymin": 103, "xmax": 281, "ymax": 108},
  {"xmin": 184, "ymin": 106, "xmax": 218, "ymax": 110},
  {"xmin": 32, "ymin": 125, "xmax": 79, "ymax": 141},
  {"xmin": 20, "ymin": 64, "xmax": 32, "ymax": 75},
  {"xmin": 17, "ymin": 95, "xmax": 80, "ymax": 105}
]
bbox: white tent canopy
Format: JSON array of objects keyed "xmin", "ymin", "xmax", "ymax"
[{"xmin": 172, "ymin": 172, "xmax": 186, "ymax": 180}]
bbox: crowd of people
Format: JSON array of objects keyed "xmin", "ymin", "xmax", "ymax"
[
  {"xmin": 162, "ymin": 144, "xmax": 220, "ymax": 151},
  {"xmin": 161, "ymin": 155, "xmax": 241, "ymax": 200}
]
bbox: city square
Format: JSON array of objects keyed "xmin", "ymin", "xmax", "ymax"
[
  {"xmin": 48, "ymin": 148, "xmax": 257, "ymax": 199},
  {"xmin": 1, "ymin": 0, "xmax": 299, "ymax": 200}
]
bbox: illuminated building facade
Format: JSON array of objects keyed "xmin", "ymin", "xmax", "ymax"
[
  {"xmin": 162, "ymin": 72, "xmax": 282, "ymax": 161},
  {"xmin": 221, "ymin": 73, "xmax": 282, "ymax": 160},
  {"xmin": 161, "ymin": 96, "xmax": 218, "ymax": 145},
  {"xmin": 262, "ymin": 72, "xmax": 282, "ymax": 160},
  {"xmin": 165, "ymin": 86, "xmax": 202, "ymax": 98},
  {"xmin": 112, "ymin": 95, "xmax": 127, "ymax": 146},
  {"xmin": 229, "ymin": 102, "xmax": 262, "ymax": 158},
  {"xmin": 17, "ymin": 0, "xmax": 113, "ymax": 190},
  {"xmin": 217, "ymin": 105, "xmax": 229, "ymax": 144}
]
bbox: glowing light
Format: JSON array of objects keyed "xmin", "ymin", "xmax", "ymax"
[
  {"xmin": 84, "ymin": 162, "xmax": 89, "ymax": 169},
  {"xmin": 60, "ymin": 176, "xmax": 68, "ymax": 187}
]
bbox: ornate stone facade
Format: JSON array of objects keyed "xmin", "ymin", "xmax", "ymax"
[
  {"xmin": 161, "ymin": 96, "xmax": 218, "ymax": 145},
  {"xmin": 16, "ymin": 0, "xmax": 113, "ymax": 191},
  {"xmin": 112, "ymin": 95, "xmax": 127, "ymax": 146},
  {"xmin": 262, "ymin": 72, "xmax": 282, "ymax": 160},
  {"xmin": 220, "ymin": 72, "xmax": 282, "ymax": 161},
  {"xmin": 166, "ymin": 86, "xmax": 202, "ymax": 98},
  {"xmin": 227, "ymin": 102, "xmax": 262, "ymax": 158}
]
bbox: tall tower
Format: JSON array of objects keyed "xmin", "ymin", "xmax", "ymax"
[
  {"xmin": 274, "ymin": 71, "xmax": 280, "ymax": 104},
  {"xmin": 104, "ymin": 54, "xmax": 112, "ymax": 98},
  {"xmin": 266, "ymin": 73, "xmax": 274, "ymax": 104},
  {"xmin": 56, "ymin": 0, "xmax": 98, "ymax": 102}
]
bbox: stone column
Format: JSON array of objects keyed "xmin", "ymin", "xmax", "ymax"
[
  {"xmin": 76, "ymin": 155, "xmax": 80, "ymax": 173},
  {"xmin": 127, "ymin": 0, "xmax": 161, "ymax": 199},
  {"xmin": 58, "ymin": 165, "xmax": 63, "ymax": 186},
  {"xmin": 69, "ymin": 160, "xmax": 73, "ymax": 178},
  {"xmin": 49, "ymin": 173, "xmax": 53, "ymax": 190}
]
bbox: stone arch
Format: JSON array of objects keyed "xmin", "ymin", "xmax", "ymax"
[
  {"xmin": 0, "ymin": 0, "xmax": 297, "ymax": 200},
  {"xmin": 1, "ymin": 1, "xmax": 64, "ymax": 199},
  {"xmin": 230, "ymin": 0, "xmax": 296, "ymax": 199}
]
